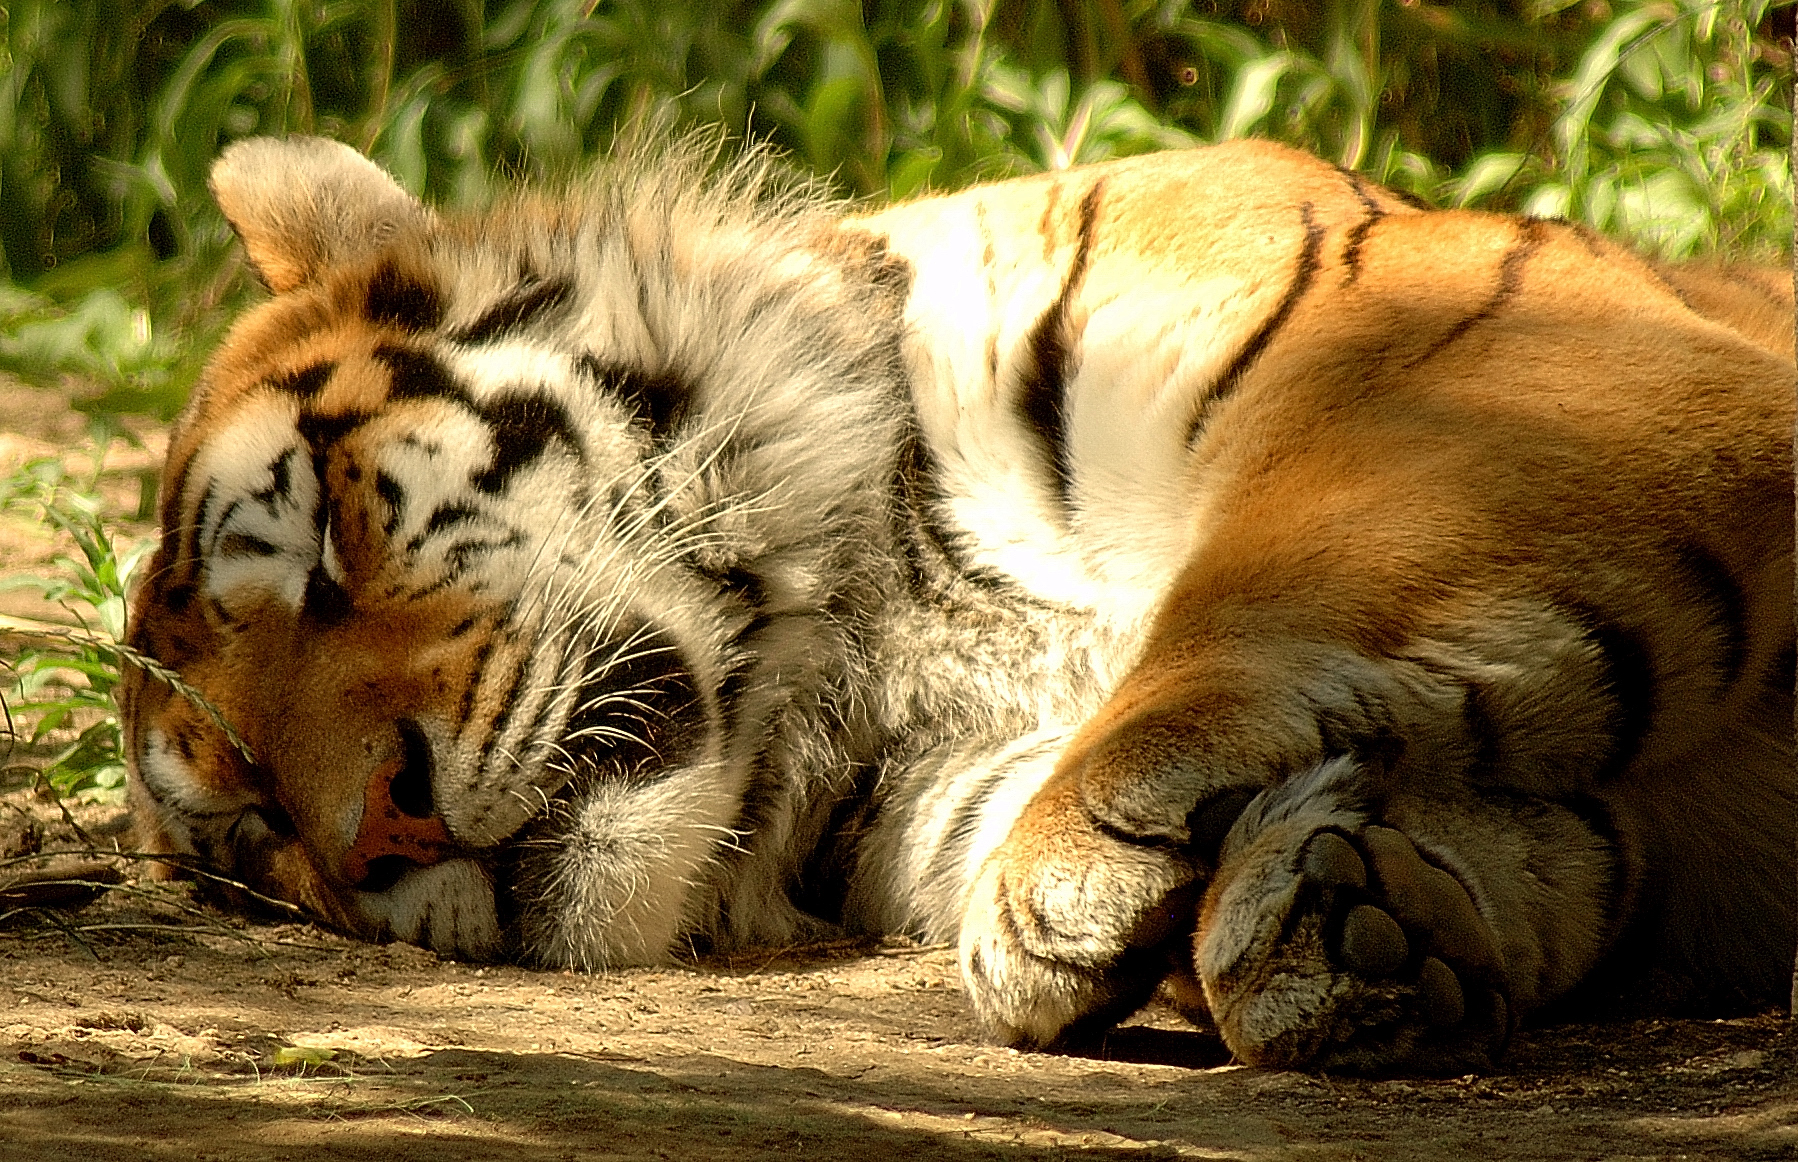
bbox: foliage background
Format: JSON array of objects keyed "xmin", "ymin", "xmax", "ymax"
[{"xmin": 0, "ymin": 0, "xmax": 1790, "ymax": 423}]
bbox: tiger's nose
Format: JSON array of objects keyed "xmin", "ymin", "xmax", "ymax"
[{"xmin": 342, "ymin": 718, "xmax": 453, "ymax": 888}]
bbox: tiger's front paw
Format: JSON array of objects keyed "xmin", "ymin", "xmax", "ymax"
[
  {"xmin": 1196, "ymin": 758, "xmax": 1513, "ymax": 1074},
  {"xmin": 958, "ymin": 781, "xmax": 1200, "ymax": 1047}
]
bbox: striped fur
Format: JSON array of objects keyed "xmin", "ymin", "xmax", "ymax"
[{"xmin": 121, "ymin": 136, "xmax": 1794, "ymax": 1073}]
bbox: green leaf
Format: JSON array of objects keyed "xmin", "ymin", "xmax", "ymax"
[
  {"xmin": 274, "ymin": 1045, "xmax": 339, "ymax": 1067},
  {"xmin": 887, "ymin": 146, "xmax": 941, "ymax": 200},
  {"xmin": 1217, "ymin": 52, "xmax": 1300, "ymax": 142}
]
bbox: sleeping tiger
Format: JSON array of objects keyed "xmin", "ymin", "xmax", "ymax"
[{"xmin": 120, "ymin": 134, "xmax": 1795, "ymax": 1074}]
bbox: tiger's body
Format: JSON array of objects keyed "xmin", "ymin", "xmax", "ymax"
[{"xmin": 122, "ymin": 136, "xmax": 1794, "ymax": 1074}]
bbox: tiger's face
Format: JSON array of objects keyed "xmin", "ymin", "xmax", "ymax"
[{"xmin": 123, "ymin": 137, "xmax": 905, "ymax": 965}]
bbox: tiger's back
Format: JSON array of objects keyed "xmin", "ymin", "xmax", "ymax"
[{"xmin": 123, "ymin": 136, "xmax": 1793, "ymax": 1075}]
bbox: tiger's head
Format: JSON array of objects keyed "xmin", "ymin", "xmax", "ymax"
[{"xmin": 122, "ymin": 136, "xmax": 909, "ymax": 965}]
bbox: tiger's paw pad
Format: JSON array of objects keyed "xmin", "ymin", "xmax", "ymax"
[{"xmin": 1200, "ymin": 819, "xmax": 1512, "ymax": 1074}]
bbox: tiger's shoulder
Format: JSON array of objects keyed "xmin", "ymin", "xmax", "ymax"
[{"xmin": 843, "ymin": 139, "xmax": 1791, "ymax": 612}]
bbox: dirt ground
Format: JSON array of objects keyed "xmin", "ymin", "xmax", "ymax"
[
  {"xmin": 1, "ymin": 811, "xmax": 1793, "ymax": 1162},
  {"xmin": 2, "ymin": 383, "xmax": 1795, "ymax": 1161}
]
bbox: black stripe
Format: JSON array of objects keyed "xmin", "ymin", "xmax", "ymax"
[
  {"xmin": 456, "ymin": 632, "xmax": 498, "ymax": 725},
  {"xmin": 845, "ymin": 232, "xmax": 913, "ymax": 301},
  {"xmin": 250, "ymin": 449, "xmax": 297, "ymax": 514},
  {"xmin": 1557, "ymin": 602, "xmax": 1656, "ymax": 782},
  {"xmin": 1557, "ymin": 791, "xmax": 1628, "ymax": 942},
  {"xmin": 189, "ymin": 480, "xmax": 221, "ymax": 559},
  {"xmin": 180, "ymin": 479, "xmax": 218, "ymax": 585},
  {"xmin": 374, "ymin": 470, "xmax": 404, "ymax": 536},
  {"xmin": 628, "ymin": 240, "xmax": 659, "ymax": 348},
  {"xmin": 564, "ymin": 626, "xmax": 701, "ymax": 777},
  {"xmin": 1015, "ymin": 179, "xmax": 1105, "ymax": 509},
  {"xmin": 215, "ymin": 532, "xmax": 281, "ymax": 557},
  {"xmin": 471, "ymin": 393, "xmax": 583, "ymax": 494},
  {"xmin": 296, "ymin": 412, "xmax": 372, "ymax": 555},
  {"xmin": 1186, "ymin": 201, "xmax": 1325, "ymax": 446},
  {"xmin": 990, "ymin": 883, "xmax": 1045, "ymax": 976},
  {"xmin": 474, "ymin": 646, "xmax": 535, "ymax": 776},
  {"xmin": 417, "ymin": 502, "xmax": 479, "ymax": 542},
  {"xmin": 580, "ymin": 356, "xmax": 689, "ymax": 443},
  {"xmin": 156, "ymin": 579, "xmax": 194, "ymax": 617},
  {"xmin": 296, "ymin": 409, "xmax": 374, "ymax": 454},
  {"xmin": 921, "ymin": 759, "xmax": 1023, "ymax": 898},
  {"xmin": 365, "ymin": 262, "xmax": 443, "ymax": 332},
  {"xmin": 171, "ymin": 724, "xmax": 200, "ymax": 764},
  {"xmin": 1592, "ymin": 619, "xmax": 1657, "ymax": 781},
  {"xmin": 1459, "ymin": 678, "xmax": 1505, "ymax": 780},
  {"xmin": 1673, "ymin": 542, "xmax": 1749, "ymax": 688},
  {"xmin": 441, "ymin": 531, "xmax": 524, "ymax": 581},
  {"xmin": 207, "ymin": 496, "xmax": 244, "ymax": 557},
  {"xmin": 378, "ymin": 344, "xmax": 467, "ymax": 403},
  {"xmin": 792, "ymin": 762, "xmax": 883, "ymax": 925},
  {"xmin": 160, "ymin": 460, "xmax": 193, "ymax": 562},
  {"xmin": 710, "ymin": 564, "xmax": 782, "ymax": 738},
  {"xmin": 722, "ymin": 753, "xmax": 786, "ymax": 868},
  {"xmin": 136, "ymin": 743, "xmax": 253, "ymax": 822},
  {"xmin": 713, "ymin": 658, "xmax": 758, "ymax": 739},
  {"xmin": 716, "ymin": 565, "xmax": 768, "ymax": 610},
  {"xmin": 451, "ymin": 279, "xmax": 574, "ymax": 344},
  {"xmin": 269, "ymin": 362, "xmax": 335, "ymax": 399},
  {"xmin": 1086, "ymin": 810, "xmax": 1183, "ymax": 853},
  {"xmin": 1336, "ymin": 169, "xmax": 1386, "ymax": 284},
  {"xmin": 1183, "ymin": 785, "xmax": 1260, "ymax": 860},
  {"xmin": 1642, "ymin": 258, "xmax": 1704, "ymax": 315},
  {"xmin": 375, "ymin": 345, "xmax": 584, "ymax": 492},
  {"xmin": 1022, "ymin": 889, "xmax": 1059, "ymax": 945},
  {"xmin": 891, "ymin": 428, "xmax": 955, "ymax": 595},
  {"xmin": 1564, "ymin": 220, "xmax": 1611, "ymax": 261},
  {"xmin": 1407, "ymin": 217, "xmax": 1546, "ymax": 368},
  {"xmin": 892, "ymin": 426, "xmax": 1029, "ymax": 599}
]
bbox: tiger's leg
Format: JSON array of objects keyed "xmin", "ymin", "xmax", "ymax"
[
  {"xmin": 950, "ymin": 637, "xmax": 1447, "ymax": 1050},
  {"xmin": 954, "ymin": 596, "xmax": 1793, "ymax": 1071}
]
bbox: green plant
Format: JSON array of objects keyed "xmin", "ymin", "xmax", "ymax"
[
  {"xmin": 0, "ymin": 448, "xmax": 149, "ymax": 801},
  {"xmin": 1507, "ymin": 0, "xmax": 1792, "ymax": 258}
]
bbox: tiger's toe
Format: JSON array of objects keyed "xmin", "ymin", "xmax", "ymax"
[{"xmin": 1195, "ymin": 771, "xmax": 1513, "ymax": 1074}]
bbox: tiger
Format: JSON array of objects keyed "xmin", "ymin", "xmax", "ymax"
[{"xmin": 119, "ymin": 132, "xmax": 1795, "ymax": 1075}]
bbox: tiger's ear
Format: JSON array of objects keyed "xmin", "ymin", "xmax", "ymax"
[{"xmin": 209, "ymin": 136, "xmax": 430, "ymax": 293}]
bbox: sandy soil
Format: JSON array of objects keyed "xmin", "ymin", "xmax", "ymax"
[
  {"xmin": 0, "ymin": 381, "xmax": 163, "ymax": 626},
  {"xmin": 1, "ymin": 764, "xmax": 1794, "ymax": 1161},
  {"xmin": 2, "ymin": 387, "xmax": 1794, "ymax": 1161}
]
